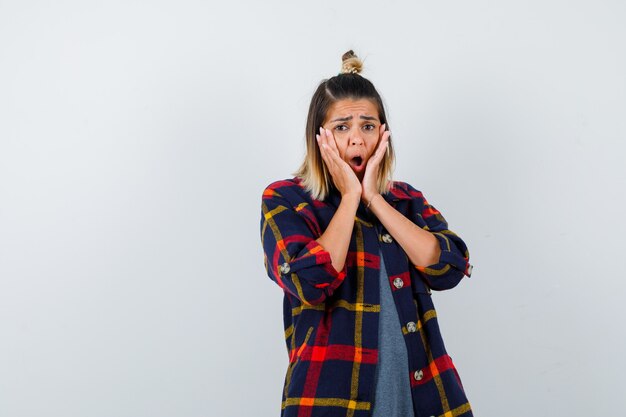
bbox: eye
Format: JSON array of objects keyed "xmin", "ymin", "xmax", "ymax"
[
  {"xmin": 363, "ymin": 124, "xmax": 376, "ymax": 131},
  {"xmin": 334, "ymin": 124, "xmax": 348, "ymax": 132}
]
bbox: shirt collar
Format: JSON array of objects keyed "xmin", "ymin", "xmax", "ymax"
[{"xmin": 323, "ymin": 181, "xmax": 412, "ymax": 213}]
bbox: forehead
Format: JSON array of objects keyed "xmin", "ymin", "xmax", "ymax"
[{"xmin": 325, "ymin": 99, "xmax": 379, "ymax": 122}]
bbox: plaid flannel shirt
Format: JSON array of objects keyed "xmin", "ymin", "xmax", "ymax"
[{"xmin": 260, "ymin": 177, "xmax": 474, "ymax": 417}]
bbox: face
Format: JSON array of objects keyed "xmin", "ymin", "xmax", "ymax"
[{"xmin": 322, "ymin": 99, "xmax": 382, "ymax": 181}]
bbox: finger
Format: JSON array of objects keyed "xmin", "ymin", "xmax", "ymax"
[
  {"xmin": 317, "ymin": 134, "xmax": 335, "ymax": 170},
  {"xmin": 372, "ymin": 133, "xmax": 387, "ymax": 158},
  {"xmin": 379, "ymin": 130, "xmax": 391, "ymax": 152},
  {"xmin": 320, "ymin": 127, "xmax": 356, "ymax": 182},
  {"xmin": 374, "ymin": 124, "xmax": 389, "ymax": 157},
  {"xmin": 321, "ymin": 128, "xmax": 348, "ymax": 168},
  {"xmin": 378, "ymin": 124, "xmax": 389, "ymax": 144},
  {"xmin": 379, "ymin": 134, "xmax": 390, "ymax": 160},
  {"xmin": 318, "ymin": 126, "xmax": 327, "ymax": 150},
  {"xmin": 320, "ymin": 127, "xmax": 336, "ymax": 158},
  {"xmin": 324, "ymin": 128, "xmax": 341, "ymax": 156},
  {"xmin": 320, "ymin": 142, "xmax": 336, "ymax": 170},
  {"xmin": 370, "ymin": 132, "xmax": 390, "ymax": 165},
  {"xmin": 318, "ymin": 128, "xmax": 335, "ymax": 160},
  {"xmin": 324, "ymin": 142, "xmax": 347, "ymax": 168},
  {"xmin": 318, "ymin": 127, "xmax": 328, "ymax": 151}
]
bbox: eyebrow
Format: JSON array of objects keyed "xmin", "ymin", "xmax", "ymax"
[{"xmin": 330, "ymin": 115, "xmax": 379, "ymax": 122}]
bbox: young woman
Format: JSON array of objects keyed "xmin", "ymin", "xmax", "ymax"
[{"xmin": 260, "ymin": 50, "xmax": 474, "ymax": 417}]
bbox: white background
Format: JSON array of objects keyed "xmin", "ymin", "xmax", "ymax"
[{"xmin": 1, "ymin": 1, "xmax": 625, "ymax": 416}]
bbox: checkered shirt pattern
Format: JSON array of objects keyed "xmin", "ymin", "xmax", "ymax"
[{"xmin": 260, "ymin": 177, "xmax": 474, "ymax": 417}]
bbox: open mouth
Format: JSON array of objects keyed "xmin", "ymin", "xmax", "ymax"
[{"xmin": 349, "ymin": 156, "xmax": 364, "ymax": 169}]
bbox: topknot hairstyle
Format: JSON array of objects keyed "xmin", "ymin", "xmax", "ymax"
[{"xmin": 340, "ymin": 50, "xmax": 363, "ymax": 75}]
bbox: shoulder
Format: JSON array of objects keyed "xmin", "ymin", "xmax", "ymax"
[
  {"xmin": 262, "ymin": 177, "xmax": 312, "ymax": 206},
  {"xmin": 387, "ymin": 180, "xmax": 426, "ymax": 201}
]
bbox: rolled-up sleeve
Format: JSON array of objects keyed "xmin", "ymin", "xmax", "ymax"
[
  {"xmin": 406, "ymin": 185, "xmax": 473, "ymax": 291},
  {"xmin": 260, "ymin": 186, "xmax": 346, "ymax": 306}
]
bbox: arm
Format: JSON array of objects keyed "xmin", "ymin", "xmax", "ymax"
[
  {"xmin": 366, "ymin": 186, "xmax": 472, "ymax": 291},
  {"xmin": 410, "ymin": 185, "xmax": 473, "ymax": 284},
  {"xmin": 315, "ymin": 192, "xmax": 360, "ymax": 273},
  {"xmin": 260, "ymin": 185, "xmax": 352, "ymax": 306},
  {"xmin": 366, "ymin": 193, "xmax": 441, "ymax": 268},
  {"xmin": 358, "ymin": 126, "xmax": 471, "ymax": 290},
  {"xmin": 260, "ymin": 128, "xmax": 361, "ymax": 305},
  {"xmin": 313, "ymin": 128, "xmax": 363, "ymax": 273}
]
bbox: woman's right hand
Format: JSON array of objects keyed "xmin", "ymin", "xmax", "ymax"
[{"xmin": 316, "ymin": 127, "xmax": 362, "ymax": 199}]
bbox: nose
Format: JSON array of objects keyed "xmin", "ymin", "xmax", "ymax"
[{"xmin": 349, "ymin": 130, "xmax": 364, "ymax": 146}]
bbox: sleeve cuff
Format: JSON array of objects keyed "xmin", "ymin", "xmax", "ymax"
[
  {"xmin": 415, "ymin": 233, "xmax": 473, "ymax": 278},
  {"xmin": 280, "ymin": 240, "xmax": 347, "ymax": 293}
]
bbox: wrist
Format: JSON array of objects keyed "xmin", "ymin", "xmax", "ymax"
[
  {"xmin": 341, "ymin": 192, "xmax": 361, "ymax": 206},
  {"xmin": 365, "ymin": 194, "xmax": 382, "ymax": 210}
]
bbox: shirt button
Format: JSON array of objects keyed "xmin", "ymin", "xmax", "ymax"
[
  {"xmin": 406, "ymin": 322, "xmax": 417, "ymax": 333},
  {"xmin": 414, "ymin": 370, "xmax": 423, "ymax": 381},
  {"xmin": 381, "ymin": 233, "xmax": 393, "ymax": 243},
  {"xmin": 279, "ymin": 262, "xmax": 290, "ymax": 274},
  {"xmin": 392, "ymin": 277, "xmax": 404, "ymax": 289}
]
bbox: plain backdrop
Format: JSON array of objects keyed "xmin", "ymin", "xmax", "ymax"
[{"xmin": 1, "ymin": 1, "xmax": 625, "ymax": 416}]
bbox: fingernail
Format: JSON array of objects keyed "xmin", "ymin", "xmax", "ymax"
[
  {"xmin": 316, "ymin": 134, "xmax": 320, "ymax": 141},
  {"xmin": 319, "ymin": 126, "xmax": 324, "ymax": 134}
]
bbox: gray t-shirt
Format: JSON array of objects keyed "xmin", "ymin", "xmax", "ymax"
[{"xmin": 371, "ymin": 251, "xmax": 415, "ymax": 416}]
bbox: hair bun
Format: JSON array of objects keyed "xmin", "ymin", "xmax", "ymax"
[{"xmin": 340, "ymin": 50, "xmax": 363, "ymax": 75}]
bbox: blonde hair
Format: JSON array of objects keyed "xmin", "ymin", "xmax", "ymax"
[{"xmin": 293, "ymin": 50, "xmax": 395, "ymax": 201}]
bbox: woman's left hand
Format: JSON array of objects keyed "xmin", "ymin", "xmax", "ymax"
[{"xmin": 361, "ymin": 124, "xmax": 391, "ymax": 205}]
